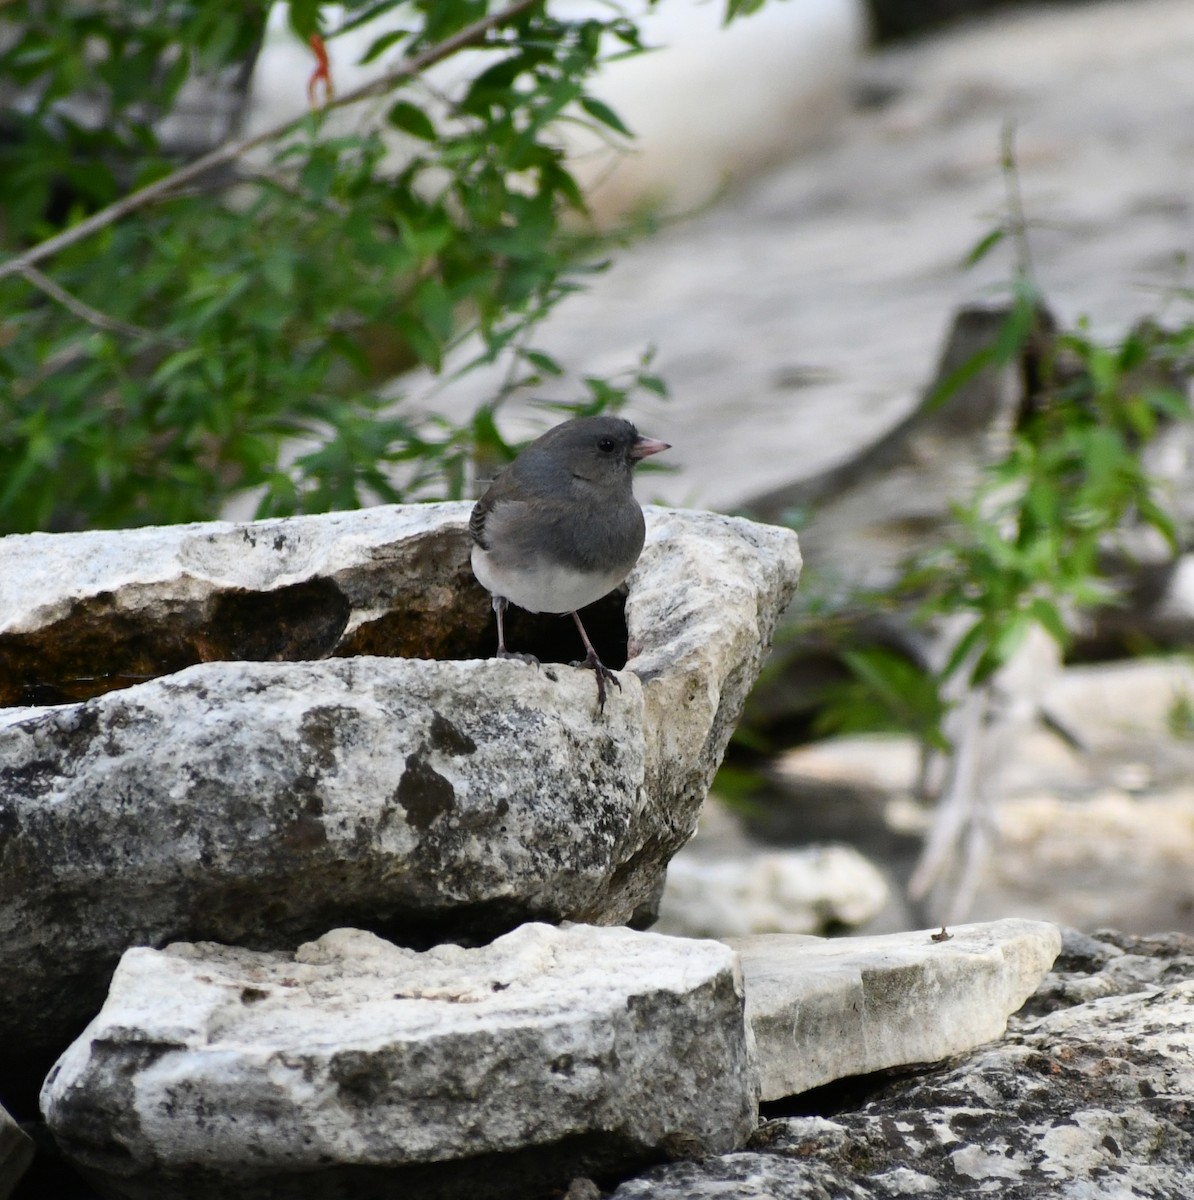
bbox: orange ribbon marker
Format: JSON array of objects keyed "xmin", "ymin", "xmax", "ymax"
[{"xmin": 307, "ymin": 33, "xmax": 333, "ymax": 107}]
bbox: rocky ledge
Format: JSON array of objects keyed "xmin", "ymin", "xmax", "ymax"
[{"xmin": 0, "ymin": 503, "xmax": 800, "ymax": 1098}]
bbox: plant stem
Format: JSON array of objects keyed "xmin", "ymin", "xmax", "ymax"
[{"xmin": 18, "ymin": 265, "xmax": 181, "ymax": 345}]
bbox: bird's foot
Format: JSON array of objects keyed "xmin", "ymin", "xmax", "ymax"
[
  {"xmin": 497, "ymin": 648, "xmax": 540, "ymax": 668},
  {"xmin": 572, "ymin": 651, "xmax": 621, "ymax": 712}
]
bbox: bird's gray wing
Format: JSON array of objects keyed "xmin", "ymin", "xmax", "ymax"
[
  {"xmin": 470, "ymin": 462, "xmax": 526, "ymax": 549},
  {"xmin": 469, "ymin": 490, "xmax": 494, "ymax": 548}
]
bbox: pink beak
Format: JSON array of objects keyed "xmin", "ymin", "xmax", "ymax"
[{"xmin": 631, "ymin": 435, "xmax": 671, "ymax": 461}]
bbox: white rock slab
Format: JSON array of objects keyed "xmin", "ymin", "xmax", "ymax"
[
  {"xmin": 41, "ymin": 924, "xmax": 758, "ymax": 1200},
  {"xmin": 654, "ymin": 845, "xmax": 889, "ymax": 938},
  {"xmin": 0, "ymin": 504, "xmax": 799, "ymax": 1082},
  {"xmin": 727, "ymin": 918, "xmax": 1061, "ymax": 1101}
]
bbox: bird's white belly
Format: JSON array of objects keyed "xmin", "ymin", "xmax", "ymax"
[{"xmin": 471, "ymin": 545, "xmax": 628, "ymax": 614}]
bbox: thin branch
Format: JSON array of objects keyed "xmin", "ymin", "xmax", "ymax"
[
  {"xmin": 18, "ymin": 264, "xmax": 180, "ymax": 345},
  {"xmin": 999, "ymin": 120, "xmax": 1036, "ymax": 285},
  {"xmin": 238, "ymin": 166, "xmax": 351, "ymax": 217},
  {"xmin": 0, "ymin": 0, "xmax": 542, "ymax": 284}
]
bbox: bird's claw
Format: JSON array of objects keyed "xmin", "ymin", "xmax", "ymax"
[
  {"xmin": 497, "ymin": 649, "xmax": 540, "ymax": 668},
  {"xmin": 571, "ymin": 655, "xmax": 621, "ymax": 712}
]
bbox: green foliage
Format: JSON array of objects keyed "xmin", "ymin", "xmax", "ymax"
[
  {"xmin": 814, "ymin": 645, "xmax": 951, "ymax": 752},
  {"xmin": 805, "ymin": 130, "xmax": 1194, "ymax": 754},
  {"xmin": 0, "ymin": 0, "xmax": 675, "ymax": 533},
  {"xmin": 923, "ymin": 315, "xmax": 1192, "ymax": 687}
]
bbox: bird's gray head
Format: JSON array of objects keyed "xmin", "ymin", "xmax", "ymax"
[{"xmin": 527, "ymin": 416, "xmax": 670, "ymax": 487}]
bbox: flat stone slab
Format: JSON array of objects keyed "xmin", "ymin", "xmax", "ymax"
[
  {"xmin": 728, "ymin": 918, "xmax": 1061, "ymax": 1101},
  {"xmin": 610, "ymin": 927, "xmax": 1194, "ymax": 1198},
  {"xmin": 41, "ymin": 924, "xmax": 758, "ymax": 1200},
  {"xmin": 0, "ymin": 504, "xmax": 799, "ymax": 1091}
]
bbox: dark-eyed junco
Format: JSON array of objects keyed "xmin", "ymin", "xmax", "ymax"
[{"xmin": 470, "ymin": 415, "xmax": 670, "ymax": 710}]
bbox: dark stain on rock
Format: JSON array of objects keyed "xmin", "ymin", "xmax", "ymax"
[
  {"xmin": 330, "ymin": 1050, "xmax": 390, "ymax": 1107},
  {"xmin": 428, "ymin": 711, "xmax": 476, "ymax": 757},
  {"xmin": 395, "ymin": 752, "xmax": 456, "ymax": 832},
  {"xmin": 300, "ymin": 706, "xmax": 359, "ymax": 771},
  {"xmin": 281, "ymin": 787, "xmax": 328, "ymax": 853}
]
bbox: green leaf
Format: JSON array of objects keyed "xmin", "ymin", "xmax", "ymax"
[
  {"xmin": 724, "ymin": 0, "xmax": 768, "ymax": 23},
  {"xmin": 964, "ymin": 226, "xmax": 1007, "ymax": 267},
  {"xmin": 1028, "ymin": 597, "xmax": 1069, "ymax": 646},
  {"xmin": 578, "ymin": 95, "xmax": 633, "ymax": 137},
  {"xmin": 942, "ymin": 620, "xmax": 987, "ymax": 682},
  {"xmin": 397, "ymin": 213, "xmax": 454, "ymax": 258},
  {"xmin": 300, "ymin": 152, "xmax": 337, "ymax": 200},
  {"xmin": 287, "ymin": 0, "xmax": 324, "ymax": 40},
  {"xmin": 522, "ymin": 349, "xmax": 563, "ymax": 375},
  {"xmin": 151, "ymin": 347, "xmax": 206, "ymax": 387},
  {"xmin": 387, "ymin": 100, "xmax": 436, "ymax": 141},
  {"xmin": 361, "ymin": 29, "xmax": 410, "ymax": 65},
  {"xmin": 394, "ymin": 314, "xmax": 442, "ymax": 372},
  {"xmin": 413, "ymin": 275, "xmax": 454, "ymax": 341},
  {"xmin": 1137, "ymin": 492, "xmax": 1180, "ymax": 553},
  {"xmin": 459, "ymin": 55, "xmax": 527, "ymax": 114}
]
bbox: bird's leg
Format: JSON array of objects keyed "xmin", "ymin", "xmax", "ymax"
[
  {"xmin": 494, "ymin": 595, "xmax": 510, "ymax": 655},
  {"xmin": 493, "ymin": 596, "xmax": 539, "ymax": 666},
  {"xmin": 570, "ymin": 611, "xmax": 621, "ymax": 711}
]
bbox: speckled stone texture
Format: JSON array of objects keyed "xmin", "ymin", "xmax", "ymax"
[
  {"xmin": 0, "ymin": 503, "xmax": 799, "ymax": 1094},
  {"xmin": 609, "ymin": 927, "xmax": 1194, "ymax": 1198},
  {"xmin": 41, "ymin": 924, "xmax": 758, "ymax": 1200}
]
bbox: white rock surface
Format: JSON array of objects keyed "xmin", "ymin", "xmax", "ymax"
[
  {"xmin": 978, "ymin": 792, "xmax": 1194, "ymax": 934},
  {"xmin": 0, "ymin": 503, "xmax": 799, "ymax": 1085},
  {"xmin": 1040, "ymin": 656, "xmax": 1194, "ymax": 754},
  {"xmin": 727, "ymin": 918, "xmax": 1061, "ymax": 1101},
  {"xmin": 41, "ymin": 923, "xmax": 758, "ymax": 1200},
  {"xmin": 655, "ymin": 845, "xmax": 888, "ymax": 938},
  {"xmin": 775, "ymin": 734, "xmax": 921, "ymax": 795}
]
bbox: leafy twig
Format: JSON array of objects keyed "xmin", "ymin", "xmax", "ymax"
[{"xmin": 0, "ymin": 0, "xmax": 542, "ymax": 284}]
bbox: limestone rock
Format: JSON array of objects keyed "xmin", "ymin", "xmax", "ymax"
[
  {"xmin": 41, "ymin": 924, "xmax": 758, "ymax": 1200},
  {"xmin": 0, "ymin": 502, "xmax": 485, "ymax": 706},
  {"xmin": 0, "ymin": 1104, "xmax": 33, "ymax": 1200},
  {"xmin": 0, "ymin": 504, "xmax": 799, "ymax": 1092},
  {"xmin": 611, "ymin": 926, "xmax": 1194, "ymax": 1198},
  {"xmin": 728, "ymin": 918, "xmax": 1061, "ymax": 1101},
  {"xmin": 654, "ymin": 845, "xmax": 889, "ymax": 938}
]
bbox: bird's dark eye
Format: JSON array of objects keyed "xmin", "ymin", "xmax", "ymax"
[{"xmin": 598, "ymin": 437, "xmax": 616, "ymax": 453}]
